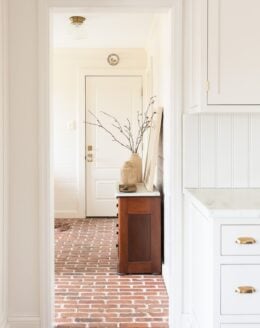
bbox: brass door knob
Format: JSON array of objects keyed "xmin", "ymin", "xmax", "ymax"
[
  {"xmin": 235, "ymin": 237, "xmax": 256, "ymax": 245},
  {"xmin": 87, "ymin": 153, "xmax": 93, "ymax": 162}
]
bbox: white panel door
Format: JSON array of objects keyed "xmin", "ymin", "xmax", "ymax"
[
  {"xmin": 208, "ymin": 0, "xmax": 260, "ymax": 105},
  {"xmin": 85, "ymin": 76, "xmax": 142, "ymax": 217}
]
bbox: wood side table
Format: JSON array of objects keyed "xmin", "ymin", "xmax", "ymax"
[{"xmin": 115, "ymin": 184, "xmax": 161, "ymax": 274}]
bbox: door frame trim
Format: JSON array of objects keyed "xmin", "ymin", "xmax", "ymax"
[
  {"xmin": 0, "ymin": 0, "xmax": 8, "ymax": 325},
  {"xmin": 38, "ymin": 1, "xmax": 184, "ymax": 327},
  {"xmin": 80, "ymin": 70, "xmax": 146, "ymax": 218}
]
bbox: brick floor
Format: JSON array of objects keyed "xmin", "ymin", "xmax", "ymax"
[{"xmin": 55, "ymin": 218, "xmax": 169, "ymax": 328}]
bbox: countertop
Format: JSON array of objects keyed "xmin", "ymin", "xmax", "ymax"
[
  {"xmin": 184, "ymin": 188, "xmax": 260, "ymax": 218},
  {"xmin": 115, "ymin": 183, "xmax": 160, "ymax": 198}
]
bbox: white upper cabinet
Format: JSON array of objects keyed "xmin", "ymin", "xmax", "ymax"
[
  {"xmin": 186, "ymin": 0, "xmax": 260, "ymax": 112},
  {"xmin": 208, "ymin": 0, "xmax": 260, "ymax": 106}
]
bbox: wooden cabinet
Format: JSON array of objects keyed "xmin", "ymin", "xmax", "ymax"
[
  {"xmin": 187, "ymin": 0, "xmax": 260, "ymax": 112},
  {"xmin": 116, "ymin": 193, "xmax": 161, "ymax": 274}
]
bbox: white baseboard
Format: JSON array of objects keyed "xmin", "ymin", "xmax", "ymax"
[
  {"xmin": 0, "ymin": 316, "xmax": 7, "ymax": 328},
  {"xmin": 7, "ymin": 316, "xmax": 40, "ymax": 328},
  {"xmin": 181, "ymin": 314, "xmax": 193, "ymax": 328},
  {"xmin": 162, "ymin": 263, "xmax": 170, "ymax": 293},
  {"xmin": 55, "ymin": 210, "xmax": 83, "ymax": 219}
]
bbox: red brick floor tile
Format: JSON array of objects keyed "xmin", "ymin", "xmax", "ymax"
[{"xmin": 55, "ymin": 218, "xmax": 169, "ymax": 328}]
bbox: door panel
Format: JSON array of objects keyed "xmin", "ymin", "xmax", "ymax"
[
  {"xmin": 208, "ymin": 0, "xmax": 260, "ymax": 105},
  {"xmin": 85, "ymin": 76, "xmax": 142, "ymax": 217}
]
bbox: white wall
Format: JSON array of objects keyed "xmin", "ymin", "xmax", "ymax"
[
  {"xmin": 53, "ymin": 48, "xmax": 147, "ymax": 218},
  {"xmin": 145, "ymin": 13, "xmax": 172, "ymax": 290},
  {"xmin": 7, "ymin": 0, "xmax": 40, "ymax": 327}
]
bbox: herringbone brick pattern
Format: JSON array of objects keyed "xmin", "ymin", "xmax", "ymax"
[{"xmin": 55, "ymin": 218, "xmax": 168, "ymax": 328}]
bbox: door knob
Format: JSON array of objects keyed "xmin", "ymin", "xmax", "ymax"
[{"xmin": 87, "ymin": 153, "xmax": 93, "ymax": 162}]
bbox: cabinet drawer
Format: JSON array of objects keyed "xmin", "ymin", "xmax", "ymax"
[
  {"xmin": 221, "ymin": 225, "xmax": 260, "ymax": 256},
  {"xmin": 221, "ymin": 265, "xmax": 260, "ymax": 315}
]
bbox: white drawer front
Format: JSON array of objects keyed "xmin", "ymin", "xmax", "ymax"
[
  {"xmin": 221, "ymin": 225, "xmax": 260, "ymax": 256},
  {"xmin": 221, "ymin": 265, "xmax": 260, "ymax": 315},
  {"xmin": 221, "ymin": 325, "xmax": 260, "ymax": 328}
]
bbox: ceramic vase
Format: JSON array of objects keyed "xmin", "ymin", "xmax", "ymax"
[
  {"xmin": 129, "ymin": 153, "xmax": 142, "ymax": 183},
  {"xmin": 120, "ymin": 161, "xmax": 137, "ymax": 185}
]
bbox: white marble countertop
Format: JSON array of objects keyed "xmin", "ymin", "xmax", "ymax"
[
  {"xmin": 184, "ymin": 188, "xmax": 260, "ymax": 218},
  {"xmin": 115, "ymin": 183, "xmax": 160, "ymax": 198}
]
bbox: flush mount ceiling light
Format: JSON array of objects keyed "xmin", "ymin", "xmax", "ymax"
[
  {"xmin": 107, "ymin": 53, "xmax": 120, "ymax": 66},
  {"xmin": 69, "ymin": 16, "xmax": 86, "ymax": 27}
]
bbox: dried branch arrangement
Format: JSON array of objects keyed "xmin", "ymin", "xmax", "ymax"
[{"xmin": 87, "ymin": 96, "xmax": 156, "ymax": 153}]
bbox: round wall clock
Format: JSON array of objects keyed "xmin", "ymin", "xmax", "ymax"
[{"xmin": 107, "ymin": 53, "xmax": 120, "ymax": 66}]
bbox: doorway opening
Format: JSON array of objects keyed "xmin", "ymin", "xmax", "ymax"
[
  {"xmin": 52, "ymin": 11, "xmax": 171, "ymax": 220},
  {"xmin": 42, "ymin": 1, "xmax": 182, "ymax": 327}
]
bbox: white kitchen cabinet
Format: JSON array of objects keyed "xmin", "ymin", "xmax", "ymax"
[
  {"xmin": 185, "ymin": 188, "xmax": 260, "ymax": 327},
  {"xmin": 187, "ymin": 0, "xmax": 260, "ymax": 112}
]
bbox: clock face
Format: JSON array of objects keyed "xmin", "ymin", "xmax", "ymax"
[{"xmin": 107, "ymin": 53, "xmax": 120, "ymax": 66}]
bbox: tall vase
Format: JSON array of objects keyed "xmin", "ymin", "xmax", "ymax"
[
  {"xmin": 129, "ymin": 153, "xmax": 142, "ymax": 183},
  {"xmin": 120, "ymin": 161, "xmax": 137, "ymax": 185}
]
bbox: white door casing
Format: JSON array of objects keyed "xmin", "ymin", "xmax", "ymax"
[
  {"xmin": 85, "ymin": 75, "xmax": 143, "ymax": 217},
  {"xmin": 39, "ymin": 2, "xmax": 182, "ymax": 328}
]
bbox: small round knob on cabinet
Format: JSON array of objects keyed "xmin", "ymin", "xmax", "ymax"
[{"xmin": 116, "ymin": 244, "xmax": 118, "ymax": 248}]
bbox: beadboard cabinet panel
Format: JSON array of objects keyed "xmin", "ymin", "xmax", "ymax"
[
  {"xmin": 183, "ymin": 115, "xmax": 199, "ymax": 187},
  {"xmin": 184, "ymin": 114, "xmax": 260, "ymax": 188},
  {"xmin": 250, "ymin": 115, "xmax": 260, "ymax": 187},
  {"xmin": 200, "ymin": 115, "xmax": 216, "ymax": 187},
  {"xmin": 216, "ymin": 114, "xmax": 232, "ymax": 187},
  {"xmin": 233, "ymin": 114, "xmax": 250, "ymax": 187}
]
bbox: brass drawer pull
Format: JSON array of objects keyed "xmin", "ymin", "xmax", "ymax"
[
  {"xmin": 235, "ymin": 286, "xmax": 256, "ymax": 294},
  {"xmin": 235, "ymin": 237, "xmax": 256, "ymax": 245}
]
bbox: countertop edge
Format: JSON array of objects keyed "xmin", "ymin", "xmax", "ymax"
[{"xmin": 184, "ymin": 188, "xmax": 260, "ymax": 219}]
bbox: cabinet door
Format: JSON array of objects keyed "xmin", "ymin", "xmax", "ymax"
[
  {"xmin": 208, "ymin": 0, "xmax": 260, "ymax": 105},
  {"xmin": 118, "ymin": 197, "xmax": 161, "ymax": 274}
]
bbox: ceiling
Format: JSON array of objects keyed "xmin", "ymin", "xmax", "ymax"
[{"xmin": 52, "ymin": 13, "xmax": 157, "ymax": 48}]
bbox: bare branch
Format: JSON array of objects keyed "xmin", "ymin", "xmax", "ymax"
[
  {"xmin": 100, "ymin": 111, "xmax": 135, "ymax": 151},
  {"xmin": 87, "ymin": 111, "xmax": 133, "ymax": 151},
  {"xmin": 86, "ymin": 96, "xmax": 157, "ymax": 155}
]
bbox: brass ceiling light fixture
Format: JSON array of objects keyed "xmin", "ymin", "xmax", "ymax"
[{"xmin": 69, "ymin": 16, "xmax": 86, "ymax": 27}]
